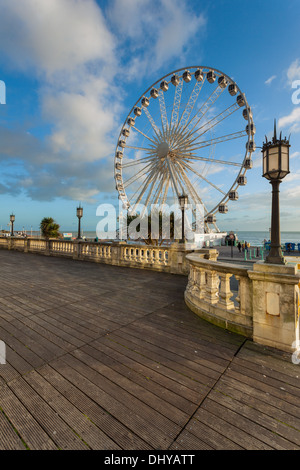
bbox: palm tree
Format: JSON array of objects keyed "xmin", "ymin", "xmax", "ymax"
[{"xmin": 40, "ymin": 217, "xmax": 60, "ymax": 239}]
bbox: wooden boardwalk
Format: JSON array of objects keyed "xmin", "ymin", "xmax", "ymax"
[{"xmin": 0, "ymin": 249, "xmax": 299, "ymax": 450}]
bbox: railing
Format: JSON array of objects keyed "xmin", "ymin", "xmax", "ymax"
[
  {"xmin": 185, "ymin": 252, "xmax": 300, "ymax": 353},
  {"xmin": 0, "ymin": 237, "xmax": 203, "ymax": 275},
  {"xmin": 185, "ymin": 254, "xmax": 253, "ymax": 337}
]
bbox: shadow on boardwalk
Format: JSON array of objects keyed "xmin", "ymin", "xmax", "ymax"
[{"xmin": 0, "ymin": 250, "xmax": 299, "ymax": 450}]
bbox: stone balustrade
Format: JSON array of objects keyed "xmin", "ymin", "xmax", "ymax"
[
  {"xmin": 0, "ymin": 236, "xmax": 204, "ymax": 275},
  {"xmin": 185, "ymin": 252, "xmax": 300, "ymax": 353}
]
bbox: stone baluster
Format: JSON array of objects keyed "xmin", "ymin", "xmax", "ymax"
[
  {"xmin": 218, "ymin": 273, "xmax": 234, "ymax": 310},
  {"xmin": 205, "ymin": 270, "xmax": 219, "ymax": 304}
]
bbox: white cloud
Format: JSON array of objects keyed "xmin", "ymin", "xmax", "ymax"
[
  {"xmin": 0, "ymin": 0, "xmax": 116, "ymax": 76},
  {"xmin": 108, "ymin": 0, "xmax": 206, "ymax": 79},
  {"xmin": 278, "ymin": 107, "xmax": 300, "ymax": 133},
  {"xmin": 265, "ymin": 75, "xmax": 276, "ymax": 85},
  {"xmin": 287, "ymin": 59, "xmax": 300, "ymax": 85},
  {"xmin": 0, "ymin": 0, "xmax": 208, "ymax": 205},
  {"xmin": 291, "ymin": 151, "xmax": 300, "ymax": 159},
  {"xmin": 0, "ymin": 0, "xmax": 122, "ymax": 202}
]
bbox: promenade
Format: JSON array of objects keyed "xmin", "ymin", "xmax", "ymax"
[{"xmin": 0, "ymin": 249, "xmax": 299, "ymax": 450}]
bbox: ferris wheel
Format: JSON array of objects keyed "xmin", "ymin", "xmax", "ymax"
[{"xmin": 114, "ymin": 66, "xmax": 255, "ymax": 232}]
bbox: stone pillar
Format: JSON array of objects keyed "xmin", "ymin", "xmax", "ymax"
[
  {"xmin": 248, "ymin": 262, "xmax": 300, "ymax": 353},
  {"xmin": 72, "ymin": 241, "xmax": 80, "ymax": 260},
  {"xmin": 111, "ymin": 243, "xmax": 121, "ymax": 267}
]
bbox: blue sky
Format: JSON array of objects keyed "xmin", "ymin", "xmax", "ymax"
[{"xmin": 0, "ymin": 0, "xmax": 300, "ymax": 234}]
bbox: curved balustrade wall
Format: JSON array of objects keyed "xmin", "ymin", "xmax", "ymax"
[{"xmin": 185, "ymin": 252, "xmax": 300, "ymax": 353}]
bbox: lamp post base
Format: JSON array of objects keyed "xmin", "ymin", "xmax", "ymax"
[{"xmin": 266, "ymin": 247, "xmax": 286, "ymax": 265}]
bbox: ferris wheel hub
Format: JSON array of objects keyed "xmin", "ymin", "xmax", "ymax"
[{"xmin": 156, "ymin": 141, "xmax": 170, "ymax": 159}]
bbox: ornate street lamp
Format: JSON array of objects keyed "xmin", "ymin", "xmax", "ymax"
[
  {"xmin": 76, "ymin": 205, "xmax": 83, "ymax": 240},
  {"xmin": 262, "ymin": 120, "xmax": 290, "ymax": 264},
  {"xmin": 10, "ymin": 213, "xmax": 15, "ymax": 236},
  {"xmin": 178, "ymin": 194, "xmax": 188, "ymax": 243}
]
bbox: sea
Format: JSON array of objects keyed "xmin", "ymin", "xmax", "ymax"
[{"xmin": 65, "ymin": 230, "xmax": 300, "ymax": 248}]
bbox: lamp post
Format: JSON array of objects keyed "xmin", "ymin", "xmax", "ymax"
[
  {"xmin": 76, "ymin": 205, "xmax": 83, "ymax": 240},
  {"xmin": 10, "ymin": 214, "xmax": 15, "ymax": 237},
  {"xmin": 262, "ymin": 120, "xmax": 290, "ymax": 264},
  {"xmin": 178, "ymin": 194, "xmax": 188, "ymax": 243}
]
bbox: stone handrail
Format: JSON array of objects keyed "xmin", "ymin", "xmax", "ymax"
[
  {"xmin": 185, "ymin": 252, "xmax": 300, "ymax": 353},
  {"xmin": 0, "ymin": 236, "xmax": 213, "ymax": 275}
]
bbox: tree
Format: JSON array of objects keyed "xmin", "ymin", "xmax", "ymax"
[
  {"xmin": 127, "ymin": 211, "xmax": 175, "ymax": 245},
  {"xmin": 40, "ymin": 217, "xmax": 60, "ymax": 239}
]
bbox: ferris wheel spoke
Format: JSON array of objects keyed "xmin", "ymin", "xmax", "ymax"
[
  {"xmin": 187, "ymin": 102, "xmax": 240, "ymax": 142},
  {"xmin": 122, "ymin": 155, "xmax": 157, "ymax": 168},
  {"xmin": 170, "ymin": 78, "xmax": 183, "ymax": 131},
  {"xmin": 183, "ymin": 85, "xmax": 225, "ymax": 135},
  {"xmin": 173, "ymin": 162, "xmax": 208, "ymax": 213},
  {"xmin": 174, "ymin": 153, "xmax": 241, "ymax": 167},
  {"xmin": 158, "ymin": 89, "xmax": 169, "ymax": 137},
  {"xmin": 143, "ymin": 106, "xmax": 162, "ymax": 139},
  {"xmin": 129, "ymin": 166, "xmax": 159, "ymax": 214},
  {"xmin": 141, "ymin": 177, "xmax": 158, "ymax": 218},
  {"xmin": 128, "ymin": 167, "xmax": 156, "ymax": 205},
  {"xmin": 172, "ymin": 160, "xmax": 202, "ymax": 205},
  {"xmin": 123, "ymin": 161, "xmax": 156, "ymax": 188},
  {"xmin": 160, "ymin": 176, "xmax": 170, "ymax": 207},
  {"xmin": 177, "ymin": 130, "xmax": 247, "ymax": 152},
  {"xmin": 132, "ymin": 125, "xmax": 160, "ymax": 145},
  {"xmin": 177, "ymin": 78, "xmax": 205, "ymax": 129},
  {"xmin": 150, "ymin": 174, "xmax": 165, "ymax": 207},
  {"xmin": 180, "ymin": 160, "xmax": 226, "ymax": 195},
  {"xmin": 166, "ymin": 157, "xmax": 181, "ymax": 198},
  {"xmin": 124, "ymin": 144, "xmax": 156, "ymax": 152}
]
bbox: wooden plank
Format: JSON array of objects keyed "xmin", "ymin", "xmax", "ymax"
[
  {"xmin": 208, "ymin": 388, "xmax": 300, "ymax": 450},
  {"xmin": 231, "ymin": 355, "xmax": 300, "ymax": 391},
  {"xmin": 153, "ymin": 303, "xmax": 244, "ymax": 347},
  {"xmin": 0, "ymin": 345, "xmax": 30, "ymax": 382},
  {"xmin": 106, "ymin": 331, "xmax": 214, "ymax": 396},
  {"xmin": 38, "ymin": 364, "xmax": 150, "ymax": 450},
  {"xmin": 214, "ymin": 379, "xmax": 300, "ymax": 446},
  {"xmin": 29, "ymin": 314, "xmax": 85, "ymax": 348},
  {"xmin": 92, "ymin": 337, "xmax": 200, "ymax": 412},
  {"xmin": 194, "ymin": 403, "xmax": 273, "ymax": 450},
  {"xmin": 23, "ymin": 370, "xmax": 121, "ymax": 450},
  {"xmin": 0, "ymin": 324, "xmax": 44, "ymax": 369},
  {"xmin": 238, "ymin": 341, "xmax": 298, "ymax": 377},
  {"xmin": 169, "ymin": 429, "xmax": 214, "ymax": 450},
  {"xmin": 8, "ymin": 376, "xmax": 89, "ymax": 450},
  {"xmin": 216, "ymin": 374, "xmax": 300, "ymax": 438},
  {"xmin": 0, "ymin": 383, "xmax": 57, "ymax": 450},
  {"xmin": 49, "ymin": 356, "xmax": 174, "ymax": 449},
  {"xmin": 115, "ymin": 324, "xmax": 223, "ymax": 383},
  {"xmin": 138, "ymin": 314, "xmax": 237, "ymax": 363},
  {"xmin": 0, "ymin": 389, "xmax": 26, "ymax": 450},
  {"xmin": 148, "ymin": 308, "xmax": 243, "ymax": 351},
  {"xmin": 183, "ymin": 416, "xmax": 244, "ymax": 450},
  {"xmin": 75, "ymin": 343, "xmax": 190, "ymax": 427},
  {"xmin": 228, "ymin": 360, "xmax": 300, "ymax": 407},
  {"xmin": 61, "ymin": 352, "xmax": 182, "ymax": 442},
  {"xmin": 33, "ymin": 313, "xmax": 86, "ymax": 347}
]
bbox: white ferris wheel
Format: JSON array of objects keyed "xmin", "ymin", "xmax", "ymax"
[{"xmin": 114, "ymin": 66, "xmax": 255, "ymax": 233}]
